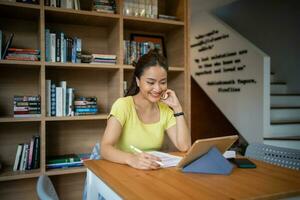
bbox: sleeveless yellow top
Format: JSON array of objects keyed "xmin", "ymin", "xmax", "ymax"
[{"xmin": 109, "ymin": 96, "xmax": 176, "ymax": 153}]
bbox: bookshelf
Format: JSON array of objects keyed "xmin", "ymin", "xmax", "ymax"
[{"xmin": 0, "ymin": 0, "xmax": 190, "ymax": 199}]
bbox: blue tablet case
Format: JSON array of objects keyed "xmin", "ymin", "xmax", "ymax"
[{"xmin": 182, "ymin": 147, "xmax": 233, "ymax": 175}]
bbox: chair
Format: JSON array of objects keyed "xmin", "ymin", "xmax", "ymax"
[
  {"xmin": 245, "ymin": 143, "xmax": 300, "ymax": 170},
  {"xmin": 82, "ymin": 142, "xmax": 101, "ymax": 200},
  {"xmin": 37, "ymin": 175, "xmax": 59, "ymax": 200}
]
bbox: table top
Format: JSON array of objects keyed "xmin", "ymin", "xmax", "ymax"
[{"xmin": 84, "ymin": 155, "xmax": 300, "ymax": 200}]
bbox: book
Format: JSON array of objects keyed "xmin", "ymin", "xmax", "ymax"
[
  {"xmin": 13, "ymin": 144, "xmax": 23, "ymax": 171},
  {"xmin": 55, "ymin": 87, "xmax": 63, "ymax": 116},
  {"xmin": 27, "ymin": 137, "xmax": 35, "ymax": 170},
  {"xmin": 59, "ymin": 81, "xmax": 67, "ymax": 116},
  {"xmin": 19, "ymin": 144, "xmax": 27, "ymax": 171},
  {"xmin": 46, "ymin": 80, "xmax": 51, "ymax": 116},
  {"xmin": 0, "ymin": 30, "xmax": 2, "ymax": 60},
  {"xmin": 66, "ymin": 87, "xmax": 74, "ymax": 116},
  {"xmin": 2, "ymin": 33, "xmax": 14, "ymax": 60},
  {"xmin": 51, "ymin": 83, "xmax": 56, "ymax": 116},
  {"xmin": 50, "ymin": 33, "xmax": 56, "ymax": 62},
  {"xmin": 46, "ymin": 161, "xmax": 83, "ymax": 169},
  {"xmin": 45, "ymin": 29, "xmax": 51, "ymax": 61},
  {"xmin": 32, "ymin": 136, "xmax": 40, "ymax": 169},
  {"xmin": 47, "ymin": 154, "xmax": 80, "ymax": 164}
]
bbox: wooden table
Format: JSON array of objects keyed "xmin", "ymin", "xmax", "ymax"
[{"xmin": 84, "ymin": 156, "xmax": 300, "ymax": 200}]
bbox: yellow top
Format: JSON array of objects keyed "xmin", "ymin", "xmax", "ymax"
[{"xmin": 109, "ymin": 96, "xmax": 176, "ymax": 152}]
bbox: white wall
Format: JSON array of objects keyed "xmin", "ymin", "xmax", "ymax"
[
  {"xmin": 190, "ymin": 12, "xmax": 270, "ymax": 143},
  {"xmin": 213, "ymin": 0, "xmax": 300, "ymax": 93}
]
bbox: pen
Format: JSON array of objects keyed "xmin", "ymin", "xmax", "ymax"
[{"xmin": 129, "ymin": 145, "xmax": 164, "ymax": 167}]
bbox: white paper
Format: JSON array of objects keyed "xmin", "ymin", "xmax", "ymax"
[
  {"xmin": 223, "ymin": 150, "xmax": 236, "ymax": 159},
  {"xmin": 147, "ymin": 151, "xmax": 182, "ymax": 168}
]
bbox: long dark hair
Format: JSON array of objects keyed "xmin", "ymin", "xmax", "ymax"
[{"xmin": 125, "ymin": 49, "xmax": 169, "ymax": 96}]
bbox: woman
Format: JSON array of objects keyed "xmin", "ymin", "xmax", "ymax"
[{"xmin": 101, "ymin": 49, "xmax": 191, "ymax": 170}]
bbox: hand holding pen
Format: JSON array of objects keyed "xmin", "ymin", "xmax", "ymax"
[{"xmin": 127, "ymin": 145, "xmax": 164, "ymax": 170}]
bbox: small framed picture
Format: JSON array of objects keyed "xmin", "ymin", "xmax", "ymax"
[{"xmin": 130, "ymin": 33, "xmax": 167, "ymax": 57}]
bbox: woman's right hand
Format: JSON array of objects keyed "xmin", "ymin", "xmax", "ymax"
[{"xmin": 127, "ymin": 153, "xmax": 161, "ymax": 170}]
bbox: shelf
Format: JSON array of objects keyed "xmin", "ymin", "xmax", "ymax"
[
  {"xmin": 0, "ymin": 167, "xmax": 40, "ymax": 182},
  {"xmin": 45, "ymin": 114, "xmax": 108, "ymax": 121},
  {"xmin": 0, "ymin": 117, "xmax": 41, "ymax": 123},
  {"xmin": 123, "ymin": 64, "xmax": 184, "ymax": 72},
  {"xmin": 45, "ymin": 62, "xmax": 121, "ymax": 70},
  {"xmin": 45, "ymin": 6, "xmax": 120, "ymax": 26},
  {"xmin": 123, "ymin": 16, "xmax": 184, "ymax": 33},
  {"xmin": 0, "ymin": 60, "xmax": 41, "ymax": 68},
  {"xmin": 45, "ymin": 166, "xmax": 86, "ymax": 176},
  {"xmin": 0, "ymin": 2, "xmax": 40, "ymax": 20}
]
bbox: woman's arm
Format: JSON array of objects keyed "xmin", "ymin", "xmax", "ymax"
[
  {"xmin": 101, "ymin": 116, "xmax": 161, "ymax": 170},
  {"xmin": 161, "ymin": 89, "xmax": 191, "ymax": 152}
]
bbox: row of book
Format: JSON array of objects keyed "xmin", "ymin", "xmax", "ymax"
[
  {"xmin": 13, "ymin": 136, "xmax": 40, "ymax": 171},
  {"xmin": 123, "ymin": 40, "xmax": 161, "ymax": 65},
  {"xmin": 93, "ymin": 0, "xmax": 117, "ymax": 14},
  {"xmin": 46, "ymin": 153, "xmax": 90, "ymax": 169},
  {"xmin": 45, "ymin": 0, "xmax": 80, "ymax": 10},
  {"xmin": 123, "ymin": 0, "xmax": 157, "ymax": 19},
  {"xmin": 45, "ymin": 29, "xmax": 82, "ymax": 63},
  {"xmin": 46, "ymin": 80, "xmax": 99, "ymax": 116},
  {"xmin": 47, "ymin": 80, "xmax": 73, "ymax": 117},
  {"xmin": 14, "ymin": 96, "xmax": 41, "ymax": 118}
]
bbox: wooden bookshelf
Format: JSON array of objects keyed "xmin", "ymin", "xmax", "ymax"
[{"xmin": 0, "ymin": 0, "xmax": 190, "ymax": 199}]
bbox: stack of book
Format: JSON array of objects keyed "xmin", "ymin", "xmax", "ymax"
[
  {"xmin": 13, "ymin": 135, "xmax": 40, "ymax": 171},
  {"xmin": 91, "ymin": 54, "xmax": 116, "ymax": 64},
  {"xmin": 14, "ymin": 96, "xmax": 41, "ymax": 118},
  {"xmin": 45, "ymin": 29, "xmax": 82, "ymax": 63},
  {"xmin": 74, "ymin": 97, "xmax": 98, "ymax": 116},
  {"xmin": 6, "ymin": 48, "xmax": 40, "ymax": 61},
  {"xmin": 124, "ymin": 40, "xmax": 160, "ymax": 65},
  {"xmin": 46, "ymin": 153, "xmax": 90, "ymax": 169},
  {"xmin": 93, "ymin": 0, "xmax": 116, "ymax": 14},
  {"xmin": 46, "ymin": 80, "xmax": 75, "ymax": 117}
]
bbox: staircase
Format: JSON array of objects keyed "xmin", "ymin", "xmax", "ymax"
[{"xmin": 264, "ymin": 72, "xmax": 300, "ymax": 150}]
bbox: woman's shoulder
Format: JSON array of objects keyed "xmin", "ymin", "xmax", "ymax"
[{"xmin": 113, "ymin": 96, "xmax": 133, "ymax": 107}]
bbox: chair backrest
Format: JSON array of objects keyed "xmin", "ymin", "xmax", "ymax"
[
  {"xmin": 245, "ymin": 143, "xmax": 300, "ymax": 170},
  {"xmin": 37, "ymin": 175, "xmax": 59, "ymax": 200}
]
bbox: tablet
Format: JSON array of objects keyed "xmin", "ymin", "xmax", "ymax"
[{"xmin": 177, "ymin": 135, "xmax": 239, "ymax": 169}]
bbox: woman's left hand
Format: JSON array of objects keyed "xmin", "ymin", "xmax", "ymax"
[{"xmin": 160, "ymin": 89, "xmax": 182, "ymax": 112}]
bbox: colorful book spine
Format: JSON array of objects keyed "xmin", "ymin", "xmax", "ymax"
[
  {"xmin": 51, "ymin": 83, "xmax": 56, "ymax": 116},
  {"xmin": 45, "ymin": 29, "xmax": 51, "ymax": 62}
]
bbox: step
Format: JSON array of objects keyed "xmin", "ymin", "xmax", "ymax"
[
  {"xmin": 264, "ymin": 136, "xmax": 300, "ymax": 150},
  {"xmin": 270, "ymin": 83, "xmax": 287, "ymax": 94},
  {"xmin": 268, "ymin": 122, "xmax": 300, "ymax": 137},
  {"xmin": 271, "ymin": 94, "xmax": 300, "ymax": 107},
  {"xmin": 271, "ymin": 107, "xmax": 300, "ymax": 122}
]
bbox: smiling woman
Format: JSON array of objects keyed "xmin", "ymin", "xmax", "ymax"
[{"xmin": 100, "ymin": 49, "xmax": 191, "ymax": 170}]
